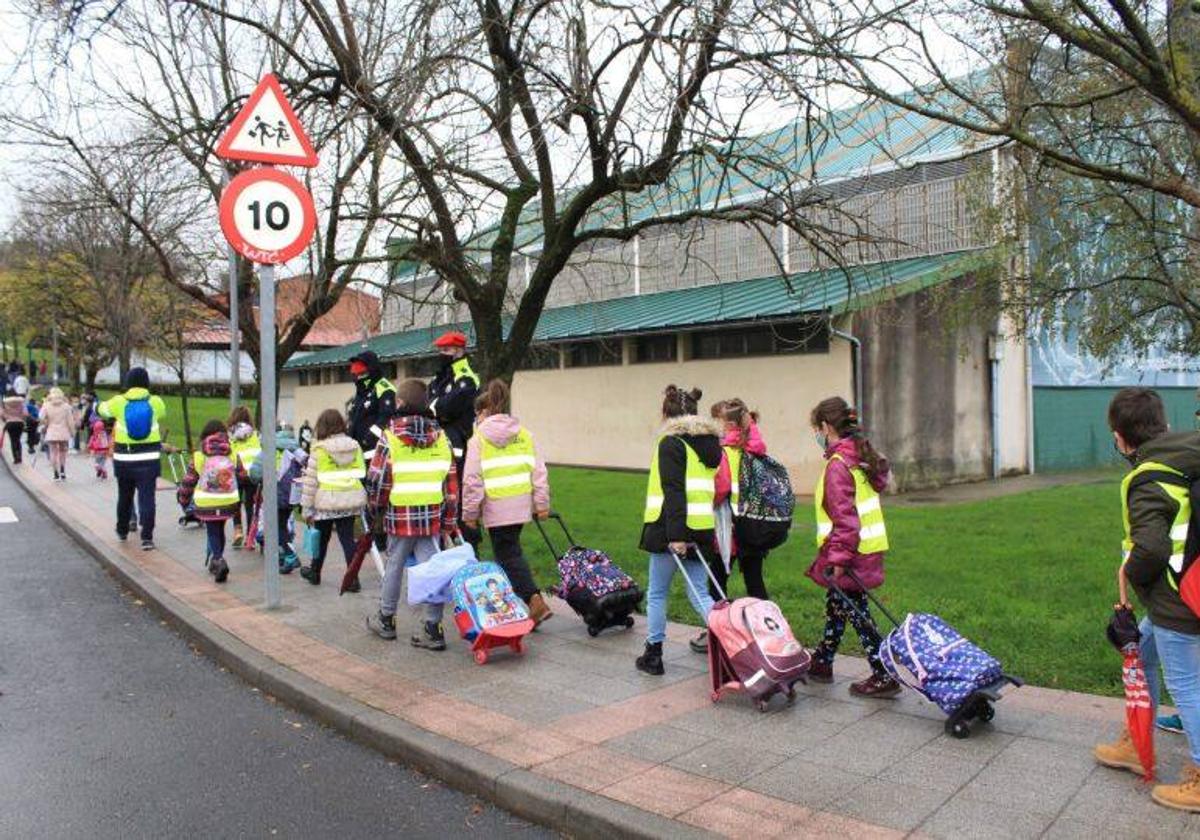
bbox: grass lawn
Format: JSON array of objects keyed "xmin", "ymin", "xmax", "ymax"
[{"xmin": 515, "ymin": 466, "xmax": 1128, "ymax": 697}]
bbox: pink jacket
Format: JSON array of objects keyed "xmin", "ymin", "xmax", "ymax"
[
  {"xmin": 714, "ymin": 422, "xmax": 768, "ymax": 506},
  {"xmin": 462, "ymin": 414, "xmax": 550, "ymax": 528},
  {"xmin": 806, "ymin": 436, "xmax": 891, "ymax": 592},
  {"xmin": 39, "ymin": 397, "xmax": 78, "ymax": 443}
]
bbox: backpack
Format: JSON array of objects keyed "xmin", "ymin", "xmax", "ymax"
[
  {"xmin": 1126, "ymin": 470, "xmax": 1200, "ymax": 618},
  {"xmin": 879, "ymin": 613, "xmax": 1004, "ymax": 715},
  {"xmin": 124, "ymin": 399, "xmax": 154, "ymax": 440},
  {"xmin": 736, "ymin": 452, "xmax": 794, "ymax": 550},
  {"xmin": 200, "ymin": 454, "xmax": 237, "ymax": 495}
]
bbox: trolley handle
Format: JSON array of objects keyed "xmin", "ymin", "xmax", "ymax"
[
  {"xmin": 822, "ymin": 566, "xmax": 903, "ymax": 630},
  {"xmin": 532, "ymin": 512, "xmax": 577, "ymax": 559}
]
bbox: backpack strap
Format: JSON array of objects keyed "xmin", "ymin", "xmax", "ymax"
[{"xmin": 1127, "ymin": 470, "xmax": 1191, "ymax": 497}]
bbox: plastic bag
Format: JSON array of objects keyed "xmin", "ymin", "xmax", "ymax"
[
  {"xmin": 714, "ymin": 501, "xmax": 733, "ymax": 574},
  {"xmin": 407, "ymin": 542, "xmax": 476, "ymax": 605},
  {"xmin": 303, "ymin": 525, "xmax": 321, "ymax": 561}
]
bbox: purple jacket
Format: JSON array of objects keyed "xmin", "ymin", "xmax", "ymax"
[{"xmin": 806, "ymin": 436, "xmax": 890, "ymax": 592}]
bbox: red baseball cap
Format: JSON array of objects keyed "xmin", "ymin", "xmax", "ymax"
[{"xmin": 433, "ymin": 330, "xmax": 468, "ymax": 349}]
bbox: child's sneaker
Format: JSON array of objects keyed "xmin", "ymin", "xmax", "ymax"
[
  {"xmin": 849, "ymin": 674, "xmax": 901, "ymax": 698},
  {"xmin": 211, "ymin": 556, "xmax": 229, "ymax": 584},
  {"xmin": 299, "ymin": 565, "xmax": 321, "ymax": 585},
  {"xmin": 232, "ymin": 527, "xmax": 245, "ymax": 548},
  {"xmin": 278, "ymin": 552, "xmax": 300, "ymax": 574},
  {"xmin": 808, "ymin": 660, "xmax": 834, "ymax": 683},
  {"xmin": 367, "ymin": 612, "xmax": 397, "ymax": 640},
  {"xmin": 411, "ymin": 621, "xmax": 446, "ymax": 651},
  {"xmin": 1157, "ymin": 714, "xmax": 1185, "ymax": 734}
]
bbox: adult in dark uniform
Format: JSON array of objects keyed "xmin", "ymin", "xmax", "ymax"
[
  {"xmin": 346, "ymin": 350, "xmax": 396, "ymax": 453},
  {"xmin": 426, "ymin": 331, "xmax": 480, "ymax": 475}
]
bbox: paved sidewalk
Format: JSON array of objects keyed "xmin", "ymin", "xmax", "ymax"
[{"xmin": 9, "ymin": 451, "xmax": 1197, "ymax": 838}]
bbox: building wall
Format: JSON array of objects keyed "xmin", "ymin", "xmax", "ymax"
[
  {"xmin": 96, "ymin": 350, "xmax": 256, "ymax": 386},
  {"xmin": 855, "ymin": 288, "xmax": 995, "ymax": 490},
  {"xmin": 996, "ymin": 316, "xmax": 1031, "ymax": 475}
]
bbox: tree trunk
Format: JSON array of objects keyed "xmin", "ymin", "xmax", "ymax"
[
  {"xmin": 85, "ymin": 363, "xmax": 98, "ymax": 392},
  {"xmin": 117, "ymin": 348, "xmax": 132, "ymax": 382}
]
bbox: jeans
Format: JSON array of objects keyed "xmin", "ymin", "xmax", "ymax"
[
  {"xmin": 115, "ymin": 459, "xmax": 159, "ymax": 540},
  {"xmin": 312, "ymin": 517, "xmax": 357, "ymax": 572},
  {"xmin": 646, "ymin": 550, "xmax": 714, "ymax": 645},
  {"xmin": 488, "ymin": 524, "xmax": 539, "ymax": 603},
  {"xmin": 1142, "ymin": 619, "xmax": 1200, "ymax": 764},
  {"xmin": 206, "ymin": 520, "xmax": 226, "ymax": 559},
  {"xmin": 379, "ymin": 535, "xmax": 443, "ymax": 625}
]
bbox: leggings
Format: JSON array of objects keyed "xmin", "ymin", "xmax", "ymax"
[
  {"xmin": 236, "ymin": 480, "xmax": 256, "ymax": 530},
  {"xmin": 812, "ymin": 587, "xmax": 886, "ymax": 677},
  {"xmin": 5, "ymin": 422, "xmax": 23, "ymax": 463},
  {"xmin": 705, "ymin": 549, "xmax": 769, "ymax": 601},
  {"xmin": 48, "ymin": 441, "xmax": 68, "ymax": 472},
  {"xmin": 311, "ymin": 517, "xmax": 357, "ymax": 572}
]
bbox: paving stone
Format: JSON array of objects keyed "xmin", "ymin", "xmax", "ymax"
[
  {"xmin": 877, "ymin": 741, "xmax": 990, "ymax": 794},
  {"xmin": 1056, "ymin": 765, "xmax": 1192, "ymax": 837},
  {"xmin": 605, "ymin": 723, "xmax": 714, "ymax": 764},
  {"xmin": 785, "ymin": 810, "xmax": 907, "ymax": 839},
  {"xmin": 919, "ymin": 793, "xmax": 1056, "ymax": 839},
  {"xmin": 957, "ymin": 740, "xmax": 1093, "ymax": 816},
  {"xmin": 804, "ymin": 710, "xmax": 940, "ymax": 776},
  {"xmin": 829, "ymin": 777, "xmax": 950, "ymax": 832},
  {"xmin": 678, "ymin": 787, "xmax": 811, "ymax": 838},
  {"xmin": 667, "ymin": 738, "xmax": 790, "ymax": 784},
  {"xmin": 534, "ymin": 745, "xmax": 654, "ymax": 792},
  {"xmin": 743, "ymin": 757, "xmax": 872, "ymax": 810},
  {"xmin": 602, "ymin": 764, "xmax": 731, "ymax": 818},
  {"xmin": 447, "ymin": 678, "xmax": 598, "ymax": 724}
]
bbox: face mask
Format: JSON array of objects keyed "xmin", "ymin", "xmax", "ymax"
[{"xmin": 814, "ymin": 433, "xmax": 827, "ymax": 450}]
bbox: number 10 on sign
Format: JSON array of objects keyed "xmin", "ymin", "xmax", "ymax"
[{"xmin": 219, "ymin": 168, "xmax": 316, "ymax": 265}]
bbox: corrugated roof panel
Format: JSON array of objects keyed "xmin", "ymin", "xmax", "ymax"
[{"xmin": 285, "ymin": 250, "xmax": 991, "ymax": 370}]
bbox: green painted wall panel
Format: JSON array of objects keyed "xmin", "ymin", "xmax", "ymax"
[{"xmin": 1034, "ymin": 386, "xmax": 1197, "ymax": 472}]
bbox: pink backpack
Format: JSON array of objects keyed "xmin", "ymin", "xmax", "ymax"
[{"xmin": 707, "ymin": 597, "xmax": 810, "ymax": 701}]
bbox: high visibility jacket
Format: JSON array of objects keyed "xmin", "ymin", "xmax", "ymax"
[
  {"xmin": 316, "ymin": 447, "xmax": 366, "ymax": 493},
  {"xmin": 724, "ymin": 446, "xmax": 743, "ymax": 515},
  {"xmin": 385, "ymin": 431, "xmax": 453, "ymax": 506},
  {"xmin": 480, "ymin": 428, "xmax": 536, "ymax": 499},
  {"xmin": 1121, "ymin": 461, "xmax": 1191, "ymax": 586},
  {"xmin": 644, "ymin": 438, "xmax": 717, "ymax": 530},
  {"xmin": 451, "ymin": 358, "xmax": 480, "ymax": 388},
  {"xmin": 97, "ymin": 388, "xmax": 166, "ymax": 462},
  {"xmin": 191, "ymin": 452, "xmax": 240, "ymax": 508},
  {"xmin": 230, "ymin": 432, "xmax": 262, "ymax": 475},
  {"xmin": 815, "ymin": 453, "xmax": 888, "ymax": 553}
]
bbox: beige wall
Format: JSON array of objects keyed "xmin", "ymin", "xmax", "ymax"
[
  {"xmin": 283, "ymin": 344, "xmax": 852, "ymax": 491},
  {"xmin": 996, "ymin": 316, "xmax": 1031, "ymax": 475}
]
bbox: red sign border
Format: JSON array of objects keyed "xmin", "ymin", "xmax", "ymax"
[
  {"xmin": 215, "ymin": 73, "xmax": 319, "ymax": 168},
  {"xmin": 219, "ymin": 168, "xmax": 317, "ymax": 265}
]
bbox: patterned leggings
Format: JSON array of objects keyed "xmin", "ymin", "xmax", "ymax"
[{"xmin": 812, "ymin": 588, "xmax": 886, "ymax": 677}]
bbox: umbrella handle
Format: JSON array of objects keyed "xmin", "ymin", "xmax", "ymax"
[{"xmin": 1118, "ymin": 563, "xmax": 1131, "ymax": 608}]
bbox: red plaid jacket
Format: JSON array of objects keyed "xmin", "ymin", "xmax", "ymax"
[{"xmin": 365, "ymin": 415, "xmax": 459, "ymax": 538}]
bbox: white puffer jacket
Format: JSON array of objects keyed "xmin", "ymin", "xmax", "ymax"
[{"xmin": 300, "ymin": 433, "xmax": 368, "ymax": 521}]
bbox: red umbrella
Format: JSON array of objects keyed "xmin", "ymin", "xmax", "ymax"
[{"xmin": 1109, "ymin": 577, "xmax": 1155, "ymax": 782}]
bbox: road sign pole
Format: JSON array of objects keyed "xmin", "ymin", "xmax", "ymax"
[
  {"xmin": 228, "ymin": 248, "xmax": 239, "ymax": 410},
  {"xmin": 260, "ymin": 263, "xmax": 281, "ymax": 609}
]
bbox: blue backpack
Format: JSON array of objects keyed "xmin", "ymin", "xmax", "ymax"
[
  {"xmin": 124, "ymin": 399, "xmax": 154, "ymax": 440},
  {"xmin": 879, "ymin": 613, "xmax": 1004, "ymax": 715}
]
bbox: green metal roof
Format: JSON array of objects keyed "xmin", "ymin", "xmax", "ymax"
[{"xmin": 284, "ymin": 250, "xmax": 992, "ymax": 371}]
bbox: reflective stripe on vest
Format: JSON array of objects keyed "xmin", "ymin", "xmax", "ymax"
[
  {"xmin": 1121, "ymin": 461, "xmax": 1191, "ymax": 579},
  {"xmin": 724, "ymin": 446, "xmax": 742, "ymax": 515},
  {"xmin": 644, "ymin": 437, "xmax": 717, "ymax": 530},
  {"xmin": 386, "ymin": 431, "xmax": 452, "ymax": 506},
  {"xmin": 481, "ymin": 428, "xmax": 536, "ymax": 499},
  {"xmin": 191, "ymin": 451, "xmax": 240, "ymax": 508},
  {"xmin": 316, "ymin": 447, "xmax": 366, "ymax": 493},
  {"xmin": 814, "ymin": 453, "xmax": 889, "ymax": 553}
]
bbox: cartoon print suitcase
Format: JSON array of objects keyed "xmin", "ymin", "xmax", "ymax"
[
  {"xmin": 451, "ymin": 561, "xmax": 535, "ymax": 664},
  {"xmin": 535, "ymin": 514, "xmax": 641, "ymax": 637}
]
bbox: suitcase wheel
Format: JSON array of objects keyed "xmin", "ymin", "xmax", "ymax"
[
  {"xmin": 587, "ymin": 625, "xmax": 601, "ymax": 638},
  {"xmin": 946, "ymin": 719, "xmax": 971, "ymax": 739},
  {"xmin": 978, "ymin": 702, "xmax": 995, "ymax": 723},
  {"xmin": 510, "ymin": 639, "xmax": 524, "ymax": 655},
  {"xmin": 756, "ymin": 699, "xmax": 770, "ymax": 714},
  {"xmin": 623, "ymin": 616, "xmax": 635, "ymax": 629},
  {"xmin": 474, "ymin": 648, "xmax": 489, "ymax": 665},
  {"xmin": 785, "ymin": 687, "xmax": 797, "ymax": 703},
  {"xmin": 710, "ymin": 691, "xmax": 721, "ymax": 703}
]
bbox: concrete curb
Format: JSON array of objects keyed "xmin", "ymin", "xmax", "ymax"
[{"xmin": 6, "ymin": 458, "xmax": 714, "ymax": 840}]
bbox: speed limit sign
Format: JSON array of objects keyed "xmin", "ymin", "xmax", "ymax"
[{"xmin": 219, "ymin": 168, "xmax": 316, "ymax": 264}]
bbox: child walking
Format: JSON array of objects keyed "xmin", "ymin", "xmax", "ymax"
[
  {"xmin": 38, "ymin": 387, "xmax": 78, "ymax": 481},
  {"xmin": 88, "ymin": 416, "xmax": 112, "ymax": 479},
  {"xmin": 177, "ymin": 420, "xmax": 240, "ymax": 583},
  {"xmin": 461, "ymin": 379, "xmax": 553, "ymax": 625},
  {"xmin": 635, "ymin": 385, "xmax": 722, "ymax": 676},
  {"xmin": 299, "ymin": 409, "xmax": 367, "ymax": 586},
  {"xmin": 365, "ymin": 380, "xmax": 460, "ymax": 649},
  {"xmin": 227, "ymin": 405, "xmax": 262, "ymax": 548},
  {"xmin": 806, "ymin": 396, "xmax": 899, "ymax": 697},
  {"xmin": 273, "ymin": 424, "xmax": 304, "ymax": 573}
]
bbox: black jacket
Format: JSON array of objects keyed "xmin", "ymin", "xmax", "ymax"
[
  {"xmin": 427, "ymin": 356, "xmax": 479, "ymax": 457},
  {"xmin": 639, "ymin": 416, "xmax": 724, "ymax": 553},
  {"xmin": 1125, "ymin": 431, "xmax": 1200, "ymax": 635},
  {"xmin": 347, "ymin": 350, "xmax": 396, "ymax": 452}
]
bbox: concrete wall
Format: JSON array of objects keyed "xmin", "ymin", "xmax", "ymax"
[
  {"xmin": 996, "ymin": 314, "xmax": 1031, "ymax": 475},
  {"xmin": 854, "ymin": 289, "xmax": 994, "ymax": 490}
]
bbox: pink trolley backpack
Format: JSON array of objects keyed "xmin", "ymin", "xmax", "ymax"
[{"xmin": 679, "ymin": 548, "xmax": 811, "ymax": 711}]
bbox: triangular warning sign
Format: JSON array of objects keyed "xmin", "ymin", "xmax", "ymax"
[{"xmin": 216, "ymin": 73, "xmax": 319, "ymax": 167}]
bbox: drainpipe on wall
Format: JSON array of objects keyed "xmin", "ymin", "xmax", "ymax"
[
  {"xmin": 988, "ymin": 332, "xmax": 1004, "ymax": 480},
  {"xmin": 830, "ymin": 325, "xmax": 863, "ymax": 414}
]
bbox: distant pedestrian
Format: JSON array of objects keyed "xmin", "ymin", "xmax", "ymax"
[
  {"xmin": 461, "ymin": 379, "xmax": 553, "ymax": 626},
  {"xmin": 38, "ymin": 387, "xmax": 79, "ymax": 481},
  {"xmin": 272, "ymin": 423, "xmax": 304, "ymax": 574},
  {"xmin": 88, "ymin": 416, "xmax": 112, "ymax": 480},
  {"xmin": 226, "ymin": 405, "xmax": 262, "ymax": 548},
  {"xmin": 298, "ymin": 409, "xmax": 367, "ymax": 586},
  {"xmin": 10, "ymin": 364, "xmax": 28, "ymax": 398},
  {"xmin": 298, "ymin": 419, "xmax": 313, "ymax": 453},
  {"xmin": 2, "ymin": 387, "xmax": 27, "ymax": 464},
  {"xmin": 24, "ymin": 394, "xmax": 40, "ymax": 455},
  {"xmin": 805, "ymin": 396, "xmax": 898, "ymax": 697},
  {"xmin": 177, "ymin": 419, "xmax": 239, "ymax": 583},
  {"xmin": 635, "ymin": 385, "xmax": 721, "ymax": 677},
  {"xmin": 98, "ymin": 367, "xmax": 167, "ymax": 550}
]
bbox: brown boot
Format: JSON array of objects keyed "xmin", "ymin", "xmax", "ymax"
[
  {"xmin": 1093, "ymin": 729, "xmax": 1146, "ymax": 776},
  {"xmin": 1152, "ymin": 763, "xmax": 1200, "ymax": 812},
  {"xmin": 528, "ymin": 592, "xmax": 553, "ymax": 626}
]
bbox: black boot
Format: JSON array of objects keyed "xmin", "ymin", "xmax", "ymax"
[
  {"xmin": 299, "ymin": 565, "xmax": 321, "ymax": 585},
  {"xmin": 635, "ymin": 641, "xmax": 665, "ymax": 676}
]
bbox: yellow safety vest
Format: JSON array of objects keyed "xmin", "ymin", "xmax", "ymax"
[
  {"xmin": 98, "ymin": 388, "xmax": 165, "ymax": 459},
  {"xmin": 480, "ymin": 428, "xmax": 536, "ymax": 499},
  {"xmin": 644, "ymin": 437, "xmax": 717, "ymax": 530},
  {"xmin": 316, "ymin": 447, "xmax": 366, "ymax": 493},
  {"xmin": 374, "ymin": 378, "xmax": 395, "ymax": 399},
  {"xmin": 814, "ymin": 453, "xmax": 889, "ymax": 553},
  {"xmin": 1121, "ymin": 461, "xmax": 1191, "ymax": 586},
  {"xmin": 452, "ymin": 357, "xmax": 480, "ymax": 388},
  {"xmin": 724, "ymin": 446, "xmax": 743, "ymax": 515},
  {"xmin": 230, "ymin": 432, "xmax": 262, "ymax": 474},
  {"xmin": 191, "ymin": 452, "xmax": 240, "ymax": 508},
  {"xmin": 385, "ymin": 431, "xmax": 452, "ymax": 506}
]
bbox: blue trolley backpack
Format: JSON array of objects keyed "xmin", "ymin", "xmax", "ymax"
[{"xmin": 451, "ymin": 561, "xmax": 533, "ymax": 665}]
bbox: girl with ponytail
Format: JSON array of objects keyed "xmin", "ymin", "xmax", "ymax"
[{"xmin": 805, "ymin": 396, "xmax": 900, "ymax": 697}]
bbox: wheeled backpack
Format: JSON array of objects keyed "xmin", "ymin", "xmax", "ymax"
[
  {"xmin": 451, "ymin": 561, "xmax": 534, "ymax": 664},
  {"xmin": 535, "ymin": 514, "xmax": 641, "ymax": 637}
]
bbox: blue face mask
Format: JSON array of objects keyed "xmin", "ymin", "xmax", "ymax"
[{"xmin": 814, "ymin": 433, "xmax": 827, "ymax": 450}]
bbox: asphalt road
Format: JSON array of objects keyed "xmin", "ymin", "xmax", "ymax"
[{"xmin": 0, "ymin": 464, "xmax": 553, "ymax": 840}]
